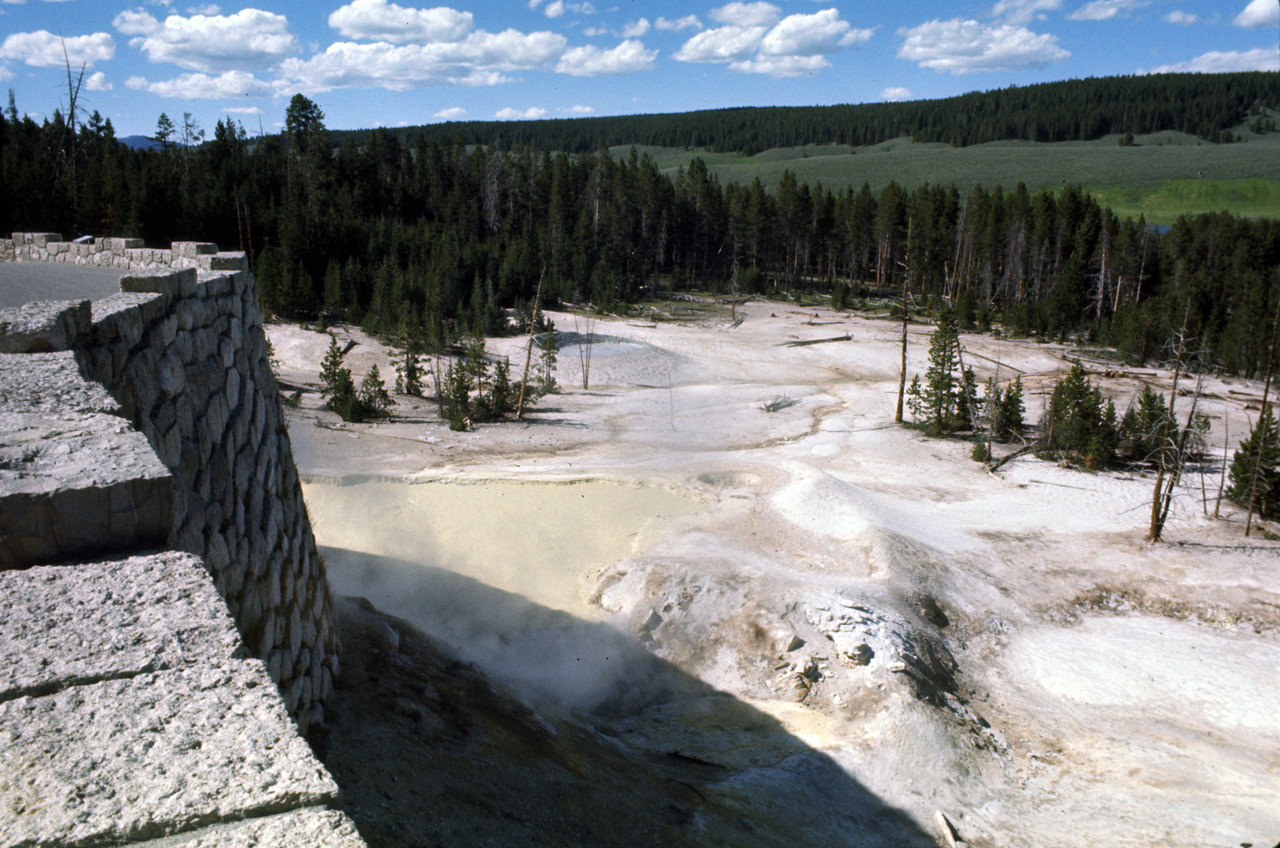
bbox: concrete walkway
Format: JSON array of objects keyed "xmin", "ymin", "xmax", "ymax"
[{"xmin": 0, "ymin": 263, "xmax": 124, "ymax": 309}]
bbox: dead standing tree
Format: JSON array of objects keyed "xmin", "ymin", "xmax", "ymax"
[{"xmin": 895, "ymin": 218, "xmax": 914, "ymax": 424}]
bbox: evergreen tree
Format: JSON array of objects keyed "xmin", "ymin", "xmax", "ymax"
[
  {"xmin": 358, "ymin": 363, "xmax": 393, "ymax": 415},
  {"xmin": 905, "ymin": 374, "xmax": 925, "ymax": 423},
  {"xmin": 919, "ymin": 309, "xmax": 965, "ymax": 433},
  {"xmin": 995, "ymin": 376, "xmax": 1025, "ymax": 440},
  {"xmin": 1042, "ymin": 364, "xmax": 1119, "ymax": 468},
  {"xmin": 1228, "ymin": 404, "xmax": 1280, "ymax": 519}
]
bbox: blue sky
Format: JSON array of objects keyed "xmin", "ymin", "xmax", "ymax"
[{"xmin": 1, "ymin": 0, "xmax": 1277, "ymax": 137}]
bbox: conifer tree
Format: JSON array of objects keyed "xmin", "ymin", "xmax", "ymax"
[
  {"xmin": 358, "ymin": 363, "xmax": 393, "ymax": 415},
  {"xmin": 1229, "ymin": 404, "xmax": 1279, "ymax": 520},
  {"xmin": 919, "ymin": 309, "xmax": 964, "ymax": 433}
]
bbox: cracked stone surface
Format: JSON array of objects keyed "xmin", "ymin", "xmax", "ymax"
[
  {"xmin": 134, "ymin": 809, "xmax": 366, "ymax": 848},
  {"xmin": 0, "ymin": 553, "xmax": 243, "ymax": 702},
  {"xmin": 0, "ymin": 662, "xmax": 341, "ymax": 848}
]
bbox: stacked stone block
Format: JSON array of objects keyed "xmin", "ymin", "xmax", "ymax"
[
  {"xmin": 0, "ymin": 235, "xmax": 340, "ymax": 730},
  {"xmin": 74, "ymin": 262, "xmax": 339, "ymax": 733},
  {"xmin": 1, "ymin": 232, "xmax": 237, "ymax": 273},
  {"xmin": 0, "ymin": 241, "xmax": 363, "ymax": 846}
]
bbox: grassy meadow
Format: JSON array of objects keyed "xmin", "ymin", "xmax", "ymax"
[{"xmin": 616, "ymin": 130, "xmax": 1280, "ymax": 224}]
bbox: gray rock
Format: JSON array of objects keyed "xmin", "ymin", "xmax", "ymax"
[
  {"xmin": 0, "ymin": 300, "xmax": 90, "ymax": 353},
  {"xmin": 0, "ymin": 662, "xmax": 340, "ymax": 847},
  {"xmin": 135, "ymin": 808, "xmax": 365, "ymax": 847},
  {"xmin": 0, "ymin": 552, "xmax": 243, "ymax": 701}
]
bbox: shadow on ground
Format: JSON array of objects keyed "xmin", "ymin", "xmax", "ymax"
[{"xmin": 312, "ymin": 546, "xmax": 938, "ymax": 848}]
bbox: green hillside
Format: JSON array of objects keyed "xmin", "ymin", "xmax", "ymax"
[{"xmin": 619, "ymin": 130, "xmax": 1280, "ymax": 224}]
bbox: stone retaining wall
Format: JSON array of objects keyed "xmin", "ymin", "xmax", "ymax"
[
  {"xmin": 0, "ymin": 235, "xmax": 359, "ymax": 846},
  {"xmin": 1, "ymin": 231, "xmax": 245, "ymax": 274}
]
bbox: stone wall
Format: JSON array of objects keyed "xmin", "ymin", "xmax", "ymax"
[
  {"xmin": 0, "ymin": 233, "xmax": 360, "ymax": 846},
  {"xmin": 1, "ymin": 231, "xmax": 244, "ymax": 274},
  {"xmin": 0, "ymin": 234, "xmax": 339, "ymax": 729}
]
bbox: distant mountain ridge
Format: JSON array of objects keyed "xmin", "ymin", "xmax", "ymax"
[
  {"xmin": 119, "ymin": 135, "xmax": 161, "ymax": 151},
  {"xmin": 331, "ymin": 71, "xmax": 1278, "ymax": 155}
]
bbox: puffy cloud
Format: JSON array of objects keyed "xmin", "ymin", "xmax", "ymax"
[
  {"xmin": 1163, "ymin": 10, "xmax": 1198, "ymax": 24},
  {"xmin": 991, "ymin": 0, "xmax": 1062, "ymax": 25},
  {"xmin": 126, "ymin": 69, "xmax": 271, "ymax": 98},
  {"xmin": 898, "ymin": 19, "xmax": 1069, "ymax": 74},
  {"xmin": 759, "ymin": 9, "xmax": 871, "ymax": 56},
  {"xmin": 674, "ymin": 25, "xmax": 768, "ymax": 62},
  {"xmin": 730, "ymin": 53, "xmax": 829, "ymax": 76},
  {"xmin": 620, "ymin": 18, "xmax": 650, "ymax": 38},
  {"xmin": 880, "ymin": 86, "xmax": 912, "ymax": 101},
  {"xmin": 1141, "ymin": 47, "xmax": 1279, "ymax": 73},
  {"xmin": 276, "ymin": 29, "xmax": 565, "ymax": 91},
  {"xmin": 542, "ymin": 1, "xmax": 594, "ymax": 19},
  {"xmin": 223, "ymin": 105, "xmax": 263, "ymax": 115},
  {"xmin": 113, "ymin": 8, "xmax": 299, "ymax": 73},
  {"xmin": 710, "ymin": 2, "xmax": 781, "ymax": 28},
  {"xmin": 0, "ymin": 30, "xmax": 115, "ymax": 68},
  {"xmin": 677, "ymin": 8, "xmax": 871, "ymax": 76},
  {"xmin": 433, "ymin": 106, "xmax": 466, "ymax": 119},
  {"xmin": 1066, "ymin": 0, "xmax": 1150, "ymax": 21},
  {"xmin": 656, "ymin": 15, "xmax": 702, "ymax": 32},
  {"xmin": 1234, "ymin": 0, "xmax": 1279, "ymax": 28},
  {"xmin": 495, "ymin": 106, "xmax": 547, "ymax": 119},
  {"xmin": 557, "ymin": 39, "xmax": 657, "ymax": 75},
  {"xmin": 560, "ymin": 104, "xmax": 594, "ymax": 113},
  {"xmin": 328, "ymin": 0, "xmax": 473, "ymax": 44},
  {"xmin": 84, "ymin": 71, "xmax": 112, "ymax": 90}
]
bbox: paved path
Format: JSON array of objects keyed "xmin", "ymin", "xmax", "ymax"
[{"xmin": 0, "ymin": 263, "xmax": 124, "ymax": 309}]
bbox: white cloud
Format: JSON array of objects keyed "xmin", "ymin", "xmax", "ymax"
[
  {"xmin": 710, "ymin": 2, "xmax": 781, "ymax": 28},
  {"xmin": 527, "ymin": 0, "xmax": 541, "ymax": 8},
  {"xmin": 557, "ymin": 39, "xmax": 657, "ymax": 75},
  {"xmin": 560, "ymin": 104, "xmax": 594, "ymax": 113},
  {"xmin": 433, "ymin": 106, "xmax": 466, "ymax": 119},
  {"xmin": 1234, "ymin": 0, "xmax": 1279, "ymax": 28},
  {"xmin": 881, "ymin": 86, "xmax": 912, "ymax": 101},
  {"xmin": 328, "ymin": 0, "xmax": 473, "ymax": 44},
  {"xmin": 582, "ymin": 26, "xmax": 607, "ymax": 36},
  {"xmin": 676, "ymin": 8, "xmax": 870, "ymax": 76},
  {"xmin": 84, "ymin": 71, "xmax": 112, "ymax": 90},
  {"xmin": 620, "ymin": 18, "xmax": 650, "ymax": 38},
  {"xmin": 186, "ymin": 4, "xmax": 220, "ymax": 13},
  {"xmin": 656, "ymin": 15, "xmax": 702, "ymax": 32},
  {"xmin": 126, "ymin": 69, "xmax": 271, "ymax": 98},
  {"xmin": 991, "ymin": 0, "xmax": 1063, "ymax": 25},
  {"xmin": 1141, "ymin": 47, "xmax": 1279, "ymax": 74},
  {"xmin": 0, "ymin": 66, "xmax": 12, "ymax": 82},
  {"xmin": 0, "ymin": 30, "xmax": 115, "ymax": 68},
  {"xmin": 1163, "ymin": 10, "xmax": 1198, "ymax": 24},
  {"xmin": 674, "ymin": 25, "xmax": 768, "ymax": 62},
  {"xmin": 730, "ymin": 53, "xmax": 829, "ymax": 76},
  {"xmin": 759, "ymin": 10, "xmax": 871, "ymax": 56},
  {"xmin": 113, "ymin": 8, "xmax": 299, "ymax": 73},
  {"xmin": 543, "ymin": 0, "xmax": 594, "ymax": 19},
  {"xmin": 276, "ymin": 29, "xmax": 566, "ymax": 92},
  {"xmin": 223, "ymin": 105, "xmax": 262, "ymax": 114},
  {"xmin": 495, "ymin": 106, "xmax": 547, "ymax": 119},
  {"xmin": 898, "ymin": 19, "xmax": 1069, "ymax": 74},
  {"xmin": 1067, "ymin": 0, "xmax": 1150, "ymax": 21}
]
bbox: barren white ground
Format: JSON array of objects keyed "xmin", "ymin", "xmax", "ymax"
[{"xmin": 272, "ymin": 300, "xmax": 1280, "ymax": 848}]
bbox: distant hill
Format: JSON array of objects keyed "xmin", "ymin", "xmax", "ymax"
[
  {"xmin": 331, "ymin": 71, "xmax": 1278, "ymax": 156},
  {"xmin": 119, "ymin": 135, "xmax": 161, "ymax": 151}
]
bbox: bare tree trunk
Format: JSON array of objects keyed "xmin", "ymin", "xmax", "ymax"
[
  {"xmin": 895, "ymin": 219, "xmax": 913, "ymax": 423},
  {"xmin": 516, "ymin": 269, "xmax": 545, "ymax": 420}
]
